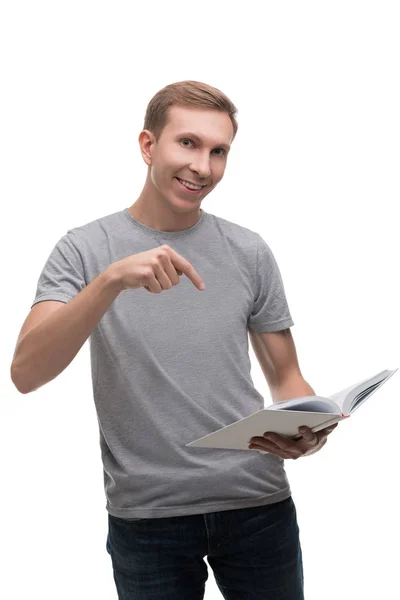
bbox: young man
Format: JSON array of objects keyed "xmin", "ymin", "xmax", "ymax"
[{"xmin": 11, "ymin": 80, "xmax": 336, "ymax": 599}]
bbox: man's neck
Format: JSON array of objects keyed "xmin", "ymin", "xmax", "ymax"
[{"xmin": 127, "ymin": 199, "xmax": 202, "ymax": 233}]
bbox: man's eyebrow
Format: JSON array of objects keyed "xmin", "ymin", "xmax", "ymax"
[{"xmin": 177, "ymin": 132, "xmax": 231, "ymax": 151}]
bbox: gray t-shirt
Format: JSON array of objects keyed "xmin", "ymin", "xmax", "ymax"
[{"xmin": 32, "ymin": 207, "xmax": 295, "ymax": 519}]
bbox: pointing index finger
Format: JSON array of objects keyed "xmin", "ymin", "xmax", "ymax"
[{"xmin": 167, "ymin": 247, "xmax": 206, "ymax": 290}]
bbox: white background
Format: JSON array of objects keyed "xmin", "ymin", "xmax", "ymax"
[{"xmin": 1, "ymin": 1, "xmax": 399, "ymax": 598}]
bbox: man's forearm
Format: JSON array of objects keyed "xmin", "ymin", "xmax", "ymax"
[{"xmin": 271, "ymin": 377, "xmax": 316, "ymax": 403}]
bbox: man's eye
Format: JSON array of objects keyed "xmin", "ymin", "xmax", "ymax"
[{"xmin": 181, "ymin": 139, "xmax": 225, "ymax": 156}]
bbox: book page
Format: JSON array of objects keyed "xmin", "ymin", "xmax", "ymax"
[
  {"xmin": 327, "ymin": 369, "xmax": 397, "ymax": 414},
  {"xmin": 345, "ymin": 368, "xmax": 398, "ymax": 414},
  {"xmin": 266, "ymin": 395, "xmax": 342, "ymax": 414},
  {"xmin": 186, "ymin": 409, "xmax": 347, "ymax": 451}
]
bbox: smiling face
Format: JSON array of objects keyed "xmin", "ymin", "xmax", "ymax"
[{"xmin": 138, "ymin": 105, "xmax": 234, "ymax": 212}]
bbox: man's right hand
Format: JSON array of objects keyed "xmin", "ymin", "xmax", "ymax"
[{"xmin": 109, "ymin": 245, "xmax": 206, "ymax": 294}]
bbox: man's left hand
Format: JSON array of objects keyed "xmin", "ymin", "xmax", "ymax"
[{"xmin": 248, "ymin": 423, "xmax": 338, "ymax": 459}]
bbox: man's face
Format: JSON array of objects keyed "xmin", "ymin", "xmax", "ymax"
[{"xmin": 140, "ymin": 105, "xmax": 233, "ymax": 209}]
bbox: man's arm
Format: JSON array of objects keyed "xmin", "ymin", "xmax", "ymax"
[
  {"xmin": 248, "ymin": 327, "xmax": 339, "ymax": 458},
  {"xmin": 11, "ymin": 267, "xmax": 122, "ymax": 394},
  {"xmin": 248, "ymin": 327, "xmax": 316, "ymax": 401}
]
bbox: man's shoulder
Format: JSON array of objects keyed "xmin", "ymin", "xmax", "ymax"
[
  {"xmin": 64, "ymin": 209, "xmax": 124, "ymax": 242},
  {"xmin": 207, "ymin": 211, "xmax": 263, "ymax": 248}
]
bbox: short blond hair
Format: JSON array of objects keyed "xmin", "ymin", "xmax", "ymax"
[{"xmin": 143, "ymin": 80, "xmax": 238, "ymax": 142}]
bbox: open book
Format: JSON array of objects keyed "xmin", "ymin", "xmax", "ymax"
[{"xmin": 186, "ymin": 368, "xmax": 398, "ymax": 453}]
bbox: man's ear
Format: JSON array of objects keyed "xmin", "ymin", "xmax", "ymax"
[{"xmin": 138, "ymin": 129, "xmax": 154, "ymax": 165}]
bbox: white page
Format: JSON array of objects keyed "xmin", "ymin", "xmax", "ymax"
[{"xmin": 186, "ymin": 409, "xmax": 347, "ymax": 452}]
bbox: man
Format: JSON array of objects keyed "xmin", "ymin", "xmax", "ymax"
[{"xmin": 11, "ymin": 80, "xmax": 336, "ymax": 599}]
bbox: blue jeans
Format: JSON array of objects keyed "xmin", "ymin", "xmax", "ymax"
[{"xmin": 106, "ymin": 495, "xmax": 304, "ymax": 599}]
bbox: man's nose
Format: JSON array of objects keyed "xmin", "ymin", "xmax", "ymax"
[{"xmin": 190, "ymin": 154, "xmax": 211, "ymax": 179}]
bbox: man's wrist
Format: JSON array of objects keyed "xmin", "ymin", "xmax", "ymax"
[{"xmin": 103, "ymin": 263, "xmax": 124, "ymax": 294}]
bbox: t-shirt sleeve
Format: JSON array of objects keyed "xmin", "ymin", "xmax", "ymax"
[
  {"xmin": 31, "ymin": 232, "xmax": 87, "ymax": 308},
  {"xmin": 247, "ymin": 235, "xmax": 294, "ymax": 333}
]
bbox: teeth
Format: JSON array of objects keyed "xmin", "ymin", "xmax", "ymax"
[{"xmin": 178, "ymin": 178, "xmax": 202, "ymax": 190}]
